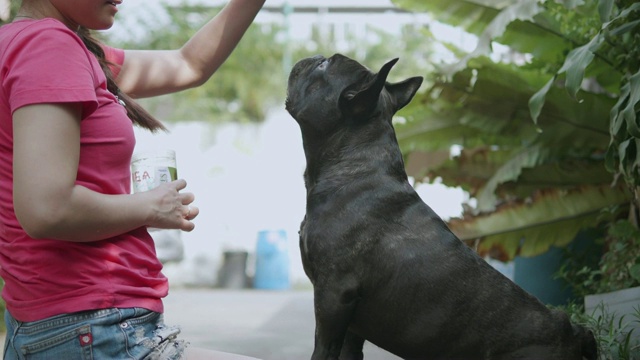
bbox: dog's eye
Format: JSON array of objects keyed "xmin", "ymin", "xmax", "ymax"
[{"xmin": 317, "ymin": 59, "xmax": 328, "ymax": 70}]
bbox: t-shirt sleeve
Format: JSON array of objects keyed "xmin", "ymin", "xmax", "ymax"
[
  {"xmin": 2, "ymin": 22, "xmax": 99, "ymax": 118},
  {"xmin": 102, "ymin": 45, "xmax": 125, "ymax": 78}
]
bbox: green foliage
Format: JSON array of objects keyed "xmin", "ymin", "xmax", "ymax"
[
  {"xmin": 394, "ymin": 51, "xmax": 624, "ymax": 259},
  {"xmin": 448, "ymin": 185, "xmax": 629, "ymax": 260},
  {"xmin": 558, "ymin": 302, "xmax": 640, "ymax": 360},
  {"xmin": 557, "ymin": 219, "xmax": 640, "ymax": 297},
  {"xmin": 0, "ymin": 0, "xmax": 19, "ymax": 24},
  {"xmin": 391, "ymin": 0, "xmax": 637, "ymax": 260},
  {"xmin": 529, "ymin": 1, "xmax": 640, "ymax": 188}
]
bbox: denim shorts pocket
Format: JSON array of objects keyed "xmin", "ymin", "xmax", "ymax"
[
  {"xmin": 20, "ymin": 324, "xmax": 93, "ymax": 360},
  {"xmin": 115, "ymin": 310, "xmax": 186, "ymax": 360}
]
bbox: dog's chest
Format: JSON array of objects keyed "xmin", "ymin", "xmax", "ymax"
[{"xmin": 298, "ymin": 203, "xmax": 381, "ymax": 270}]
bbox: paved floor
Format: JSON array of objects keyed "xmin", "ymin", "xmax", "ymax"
[{"xmin": 163, "ymin": 288, "xmax": 401, "ymax": 360}]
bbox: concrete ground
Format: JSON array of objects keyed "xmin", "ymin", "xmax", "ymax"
[{"xmin": 163, "ymin": 288, "xmax": 401, "ymax": 360}]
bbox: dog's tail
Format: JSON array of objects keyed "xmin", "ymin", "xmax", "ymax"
[{"xmin": 572, "ymin": 323, "xmax": 598, "ymax": 360}]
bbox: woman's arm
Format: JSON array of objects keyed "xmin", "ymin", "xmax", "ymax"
[
  {"xmin": 115, "ymin": 0, "xmax": 266, "ymax": 98},
  {"xmin": 12, "ymin": 103, "xmax": 198, "ymax": 242}
]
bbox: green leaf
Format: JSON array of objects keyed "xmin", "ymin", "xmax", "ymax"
[
  {"xmin": 610, "ymin": 79, "xmax": 631, "ymax": 138},
  {"xmin": 557, "ymin": 33, "xmax": 604, "ymax": 100},
  {"xmin": 441, "ymin": 0, "xmax": 544, "ymax": 78},
  {"xmin": 602, "ymin": 2, "xmax": 640, "ymax": 29},
  {"xmin": 476, "ymin": 144, "xmax": 549, "ymax": 211},
  {"xmin": 416, "ymin": 146, "xmax": 613, "ymax": 198},
  {"xmin": 395, "ymin": 0, "xmax": 572, "ymax": 64},
  {"xmin": 608, "ymin": 19, "xmax": 640, "ymax": 37},
  {"xmin": 597, "ymin": 0, "xmax": 614, "ymax": 22},
  {"xmin": 622, "ymin": 70, "xmax": 640, "ymax": 138},
  {"xmin": 529, "ymin": 76, "xmax": 555, "ymax": 124},
  {"xmin": 618, "ymin": 138, "xmax": 633, "ymax": 178},
  {"xmin": 448, "ymin": 184, "xmax": 630, "ymax": 260},
  {"xmin": 392, "ymin": 0, "xmax": 509, "ymax": 36},
  {"xmin": 495, "ymin": 17, "xmax": 570, "ymax": 63},
  {"xmin": 604, "ymin": 140, "xmax": 617, "ymax": 173}
]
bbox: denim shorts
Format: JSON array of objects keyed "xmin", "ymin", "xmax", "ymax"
[{"xmin": 3, "ymin": 308, "xmax": 188, "ymax": 359}]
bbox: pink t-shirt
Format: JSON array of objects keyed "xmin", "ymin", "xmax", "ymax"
[{"xmin": 0, "ymin": 18, "xmax": 167, "ymax": 322}]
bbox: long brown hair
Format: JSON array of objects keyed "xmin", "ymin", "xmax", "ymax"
[{"xmin": 77, "ymin": 27, "xmax": 166, "ymax": 132}]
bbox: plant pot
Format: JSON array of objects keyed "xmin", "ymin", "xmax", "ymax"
[
  {"xmin": 512, "ymin": 246, "xmax": 576, "ymax": 306},
  {"xmin": 584, "ymin": 286, "xmax": 640, "ymax": 335}
]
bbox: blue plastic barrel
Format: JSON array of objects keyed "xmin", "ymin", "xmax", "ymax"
[{"xmin": 254, "ymin": 229, "xmax": 290, "ymax": 290}]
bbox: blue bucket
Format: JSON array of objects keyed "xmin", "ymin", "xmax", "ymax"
[{"xmin": 254, "ymin": 229, "xmax": 290, "ymax": 290}]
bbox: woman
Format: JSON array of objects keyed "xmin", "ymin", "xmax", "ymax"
[{"xmin": 0, "ymin": 0, "xmax": 265, "ymax": 358}]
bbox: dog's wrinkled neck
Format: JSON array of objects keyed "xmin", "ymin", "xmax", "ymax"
[{"xmin": 302, "ymin": 121, "xmax": 408, "ymax": 198}]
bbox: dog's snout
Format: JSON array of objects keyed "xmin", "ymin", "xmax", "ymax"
[{"xmin": 290, "ymin": 55, "xmax": 323, "ymax": 78}]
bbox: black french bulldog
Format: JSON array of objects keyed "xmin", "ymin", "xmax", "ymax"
[{"xmin": 285, "ymin": 54, "xmax": 598, "ymax": 360}]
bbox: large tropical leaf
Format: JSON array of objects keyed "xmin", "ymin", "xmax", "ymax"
[
  {"xmin": 398, "ymin": 57, "xmax": 612, "ymax": 159},
  {"xmin": 448, "ymin": 184, "xmax": 630, "ymax": 260},
  {"xmin": 475, "ymin": 143, "xmax": 549, "ymax": 211},
  {"xmin": 398, "ymin": 55, "xmax": 613, "ymax": 210},
  {"xmin": 393, "ymin": 0, "xmax": 580, "ymax": 72},
  {"xmin": 392, "ymin": 0, "xmax": 512, "ymax": 36},
  {"xmin": 405, "ymin": 147, "xmax": 515, "ymax": 193},
  {"xmin": 438, "ymin": 0, "xmax": 544, "ymax": 77},
  {"xmin": 498, "ymin": 158, "xmax": 615, "ymax": 197},
  {"xmin": 407, "ymin": 145, "xmax": 614, "ymax": 199},
  {"xmin": 394, "ymin": 0, "xmax": 637, "ymax": 261},
  {"xmin": 397, "ymin": 59, "xmax": 543, "ymax": 154}
]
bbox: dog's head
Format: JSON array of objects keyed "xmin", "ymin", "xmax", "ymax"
[{"xmin": 285, "ymin": 54, "xmax": 423, "ymax": 136}]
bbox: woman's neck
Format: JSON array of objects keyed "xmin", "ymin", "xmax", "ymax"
[{"xmin": 15, "ymin": 3, "xmax": 79, "ymax": 31}]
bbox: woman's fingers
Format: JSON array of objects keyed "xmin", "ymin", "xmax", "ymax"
[
  {"xmin": 180, "ymin": 191, "xmax": 195, "ymax": 206},
  {"xmin": 172, "ymin": 178, "xmax": 188, "ymax": 192},
  {"xmin": 180, "ymin": 205, "xmax": 198, "ymax": 232},
  {"xmin": 183, "ymin": 205, "xmax": 199, "ymax": 220}
]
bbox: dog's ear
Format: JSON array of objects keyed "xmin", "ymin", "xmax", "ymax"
[
  {"xmin": 340, "ymin": 58, "xmax": 399, "ymax": 117},
  {"xmin": 387, "ymin": 76, "xmax": 423, "ymax": 113}
]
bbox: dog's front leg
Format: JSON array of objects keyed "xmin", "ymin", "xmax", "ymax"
[{"xmin": 310, "ymin": 285, "xmax": 359, "ymax": 360}]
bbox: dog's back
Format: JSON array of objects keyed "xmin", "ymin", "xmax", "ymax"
[{"xmin": 308, "ymin": 181, "xmax": 593, "ymax": 359}]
